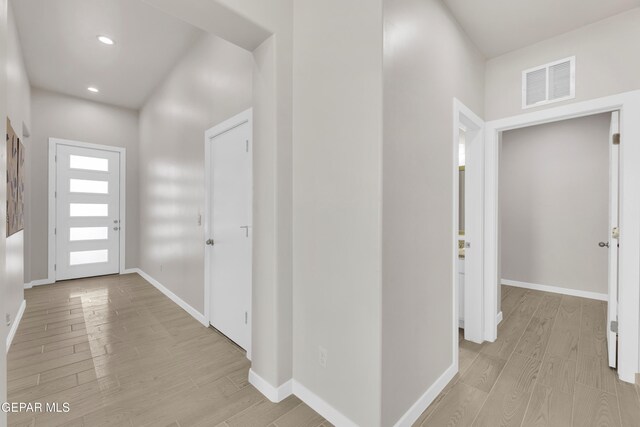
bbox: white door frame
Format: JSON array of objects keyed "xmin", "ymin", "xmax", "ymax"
[
  {"xmin": 204, "ymin": 108, "xmax": 253, "ymax": 360},
  {"xmin": 484, "ymin": 90, "xmax": 640, "ymax": 382},
  {"xmin": 48, "ymin": 138, "xmax": 127, "ymax": 282},
  {"xmin": 453, "ymin": 99, "xmax": 485, "ymax": 355}
]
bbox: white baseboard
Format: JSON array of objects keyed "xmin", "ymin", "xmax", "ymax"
[
  {"xmin": 292, "ymin": 380, "xmax": 359, "ymax": 427},
  {"xmin": 392, "ymin": 363, "xmax": 456, "ymax": 427},
  {"xmin": 248, "ymin": 369, "xmax": 292, "ymax": 403},
  {"xmin": 502, "ymin": 279, "xmax": 607, "ymax": 301},
  {"xmin": 6, "ymin": 300, "xmax": 26, "ymax": 352},
  {"xmin": 121, "ymin": 268, "xmax": 139, "ymax": 275},
  {"xmin": 24, "ymin": 278, "xmax": 55, "ymax": 289},
  {"xmin": 133, "ymin": 268, "xmax": 208, "ymax": 326},
  {"xmin": 460, "ymin": 312, "xmax": 501, "ymax": 329}
]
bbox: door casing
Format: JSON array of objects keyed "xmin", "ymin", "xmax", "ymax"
[
  {"xmin": 48, "ymin": 138, "xmax": 127, "ymax": 283},
  {"xmin": 204, "ymin": 108, "xmax": 253, "ymax": 360}
]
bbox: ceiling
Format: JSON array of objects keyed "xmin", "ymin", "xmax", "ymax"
[
  {"xmin": 443, "ymin": 0, "xmax": 640, "ymax": 58},
  {"xmin": 11, "ymin": 0, "xmax": 203, "ymax": 109}
]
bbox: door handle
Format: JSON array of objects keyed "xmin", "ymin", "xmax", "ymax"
[
  {"xmin": 206, "ymin": 239, "xmax": 215, "ymax": 246},
  {"xmin": 598, "ymin": 241, "xmax": 609, "ymax": 248}
]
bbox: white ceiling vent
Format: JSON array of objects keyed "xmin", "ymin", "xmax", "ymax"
[{"xmin": 522, "ymin": 57, "xmax": 575, "ymax": 109}]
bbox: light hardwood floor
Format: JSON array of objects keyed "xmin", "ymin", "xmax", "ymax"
[
  {"xmin": 7, "ymin": 274, "xmax": 330, "ymax": 427},
  {"xmin": 413, "ymin": 285, "xmax": 640, "ymax": 427}
]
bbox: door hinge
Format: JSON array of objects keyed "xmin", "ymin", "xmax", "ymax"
[
  {"xmin": 245, "ymin": 312, "xmax": 248, "ymax": 324},
  {"xmin": 613, "ymin": 133, "xmax": 621, "ymax": 145},
  {"xmin": 245, "ymin": 140, "xmax": 249, "ymax": 152},
  {"xmin": 55, "ymin": 155, "xmax": 57, "ymax": 162},
  {"xmin": 54, "ymin": 264, "xmax": 57, "ymax": 271},
  {"xmin": 54, "ymin": 228, "xmax": 57, "ymax": 235},
  {"xmin": 612, "ymin": 227, "xmax": 620, "ymax": 239},
  {"xmin": 611, "ymin": 320, "xmax": 618, "ymax": 333}
]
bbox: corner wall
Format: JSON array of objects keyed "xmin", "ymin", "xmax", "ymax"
[
  {"xmin": 292, "ymin": 1, "xmax": 384, "ymax": 425},
  {"xmin": 382, "ymin": 0, "xmax": 485, "ymax": 424},
  {"xmin": 138, "ymin": 33, "xmax": 252, "ymax": 314},
  {"xmin": 0, "ymin": 0, "xmax": 9, "ymax": 422},
  {"xmin": 5, "ymin": 0, "xmax": 30, "ymax": 345}
]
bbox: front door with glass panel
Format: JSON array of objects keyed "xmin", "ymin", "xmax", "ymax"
[{"xmin": 55, "ymin": 144, "xmax": 121, "ymax": 280}]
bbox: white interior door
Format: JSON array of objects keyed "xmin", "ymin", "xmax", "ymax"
[
  {"xmin": 607, "ymin": 111, "xmax": 620, "ymax": 368},
  {"xmin": 463, "ymin": 125, "xmax": 485, "ymax": 343},
  {"xmin": 55, "ymin": 144, "xmax": 121, "ymax": 281},
  {"xmin": 208, "ymin": 121, "xmax": 252, "ymax": 351}
]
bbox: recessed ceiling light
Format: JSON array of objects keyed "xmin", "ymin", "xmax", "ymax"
[
  {"xmin": 97, "ymin": 35, "xmax": 115, "ymax": 45},
  {"xmin": 87, "ymin": 87, "xmax": 99, "ymax": 93}
]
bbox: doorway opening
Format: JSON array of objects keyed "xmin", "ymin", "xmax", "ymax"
[
  {"xmin": 499, "ymin": 112, "xmax": 618, "ymax": 367},
  {"xmin": 483, "ymin": 92, "xmax": 640, "ymax": 382},
  {"xmin": 204, "ymin": 109, "xmax": 253, "ymax": 359}
]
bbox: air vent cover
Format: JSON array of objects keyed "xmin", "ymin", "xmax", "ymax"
[{"xmin": 522, "ymin": 57, "xmax": 575, "ymax": 108}]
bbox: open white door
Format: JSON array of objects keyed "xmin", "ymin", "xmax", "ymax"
[
  {"xmin": 206, "ymin": 111, "xmax": 252, "ymax": 353},
  {"xmin": 464, "ymin": 123, "xmax": 485, "ymax": 343},
  {"xmin": 607, "ymin": 111, "xmax": 620, "ymax": 368}
]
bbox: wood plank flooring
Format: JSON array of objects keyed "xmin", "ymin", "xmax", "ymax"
[
  {"xmin": 7, "ymin": 274, "xmax": 329, "ymax": 427},
  {"xmin": 414, "ymin": 285, "xmax": 640, "ymax": 427}
]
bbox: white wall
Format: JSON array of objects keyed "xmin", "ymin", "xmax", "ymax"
[
  {"xmin": 138, "ymin": 33, "xmax": 252, "ymax": 314},
  {"xmin": 485, "ymin": 8, "xmax": 640, "ymax": 120},
  {"xmin": 501, "ymin": 113, "xmax": 610, "ymax": 294},
  {"xmin": 28, "ymin": 88, "xmax": 139, "ymax": 280},
  {"xmin": 142, "ymin": 0, "xmax": 297, "ymax": 393},
  {"xmin": 4, "ymin": 0, "xmax": 29, "ymax": 345},
  {"xmin": 292, "ymin": 1, "xmax": 383, "ymax": 425},
  {"xmin": 0, "ymin": 0, "xmax": 9, "ymax": 423},
  {"xmin": 382, "ymin": 0, "xmax": 485, "ymax": 424}
]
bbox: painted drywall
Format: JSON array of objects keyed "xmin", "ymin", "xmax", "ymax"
[
  {"xmin": 293, "ymin": 1, "xmax": 383, "ymax": 425},
  {"xmin": 0, "ymin": 0, "xmax": 9, "ymax": 423},
  {"xmin": 485, "ymin": 8, "xmax": 640, "ymax": 120},
  {"xmin": 382, "ymin": 0, "xmax": 485, "ymax": 424},
  {"xmin": 500, "ymin": 113, "xmax": 610, "ymax": 294},
  {"xmin": 138, "ymin": 33, "xmax": 252, "ymax": 315},
  {"xmin": 28, "ymin": 88, "xmax": 140, "ymax": 281},
  {"xmin": 143, "ymin": 0, "xmax": 296, "ymax": 396},
  {"xmin": 4, "ymin": 1, "xmax": 29, "ymax": 344}
]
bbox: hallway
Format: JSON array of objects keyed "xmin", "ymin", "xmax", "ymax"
[
  {"xmin": 414, "ymin": 285, "xmax": 640, "ymax": 427},
  {"xmin": 7, "ymin": 274, "xmax": 328, "ymax": 427}
]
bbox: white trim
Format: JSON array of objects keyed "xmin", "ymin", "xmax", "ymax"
[
  {"xmin": 522, "ymin": 56, "xmax": 576, "ymax": 109},
  {"xmin": 485, "ymin": 90, "xmax": 640, "ymax": 382},
  {"xmin": 391, "ymin": 363, "xmax": 456, "ymax": 427},
  {"xmin": 6, "ymin": 300, "xmax": 26, "ymax": 352},
  {"xmin": 204, "ymin": 108, "xmax": 253, "ymax": 360},
  {"xmin": 502, "ymin": 279, "xmax": 608, "ymax": 301},
  {"xmin": 24, "ymin": 278, "xmax": 55, "ymax": 289},
  {"xmin": 497, "ymin": 311, "xmax": 503, "ymax": 325},
  {"xmin": 292, "ymin": 380, "xmax": 359, "ymax": 427},
  {"xmin": 248, "ymin": 369, "xmax": 292, "ymax": 403},
  {"xmin": 133, "ymin": 268, "xmax": 208, "ymax": 327},
  {"xmin": 121, "ymin": 268, "xmax": 139, "ymax": 275},
  {"xmin": 48, "ymin": 138, "xmax": 127, "ymax": 283}
]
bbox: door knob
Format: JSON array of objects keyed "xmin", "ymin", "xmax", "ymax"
[
  {"xmin": 206, "ymin": 239, "xmax": 215, "ymax": 246},
  {"xmin": 598, "ymin": 241, "xmax": 609, "ymax": 248}
]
